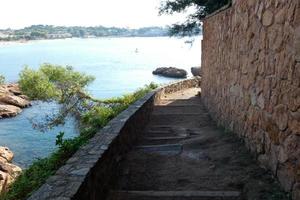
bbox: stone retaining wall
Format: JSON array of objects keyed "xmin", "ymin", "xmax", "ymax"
[
  {"xmin": 28, "ymin": 78, "xmax": 201, "ymax": 200},
  {"xmin": 201, "ymin": 0, "xmax": 300, "ymax": 199}
]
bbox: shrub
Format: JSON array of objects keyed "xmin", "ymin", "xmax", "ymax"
[{"xmin": 0, "ymin": 75, "xmax": 5, "ymax": 85}]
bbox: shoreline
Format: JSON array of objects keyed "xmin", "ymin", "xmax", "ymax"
[{"xmin": 0, "ymin": 35, "xmax": 174, "ymax": 46}]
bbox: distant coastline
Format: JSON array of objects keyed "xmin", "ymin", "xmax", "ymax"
[
  {"xmin": 0, "ymin": 39, "xmax": 29, "ymax": 45},
  {"xmin": 0, "ymin": 25, "xmax": 173, "ymax": 43},
  {"xmin": 0, "ymin": 35, "xmax": 173, "ymax": 46}
]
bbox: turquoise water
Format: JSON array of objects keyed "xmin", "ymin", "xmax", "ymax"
[{"xmin": 0, "ymin": 37, "xmax": 201, "ymax": 168}]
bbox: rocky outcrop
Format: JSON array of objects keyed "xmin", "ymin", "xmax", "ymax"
[
  {"xmin": 191, "ymin": 67, "xmax": 202, "ymax": 77},
  {"xmin": 153, "ymin": 67, "xmax": 187, "ymax": 78},
  {"xmin": 0, "ymin": 147, "xmax": 22, "ymax": 194},
  {"xmin": 0, "ymin": 84, "xmax": 30, "ymax": 119}
]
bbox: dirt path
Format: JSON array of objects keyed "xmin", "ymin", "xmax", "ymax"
[{"xmin": 108, "ymin": 88, "xmax": 289, "ymax": 200}]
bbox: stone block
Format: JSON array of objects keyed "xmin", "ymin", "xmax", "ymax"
[
  {"xmin": 277, "ymin": 163, "xmax": 296, "ymax": 191},
  {"xmin": 273, "ymin": 104, "xmax": 288, "ymax": 131},
  {"xmin": 262, "ymin": 9, "xmax": 274, "ymax": 26},
  {"xmin": 275, "ymin": 7, "xmax": 286, "ymax": 24},
  {"xmin": 289, "ymin": 111, "xmax": 300, "ymax": 133},
  {"xmin": 293, "ymin": 183, "xmax": 300, "ymax": 200},
  {"xmin": 295, "ymin": 26, "xmax": 300, "ymax": 62}
]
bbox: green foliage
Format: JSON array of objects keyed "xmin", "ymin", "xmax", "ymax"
[
  {"xmin": 30, "ymin": 31, "xmax": 46, "ymax": 39},
  {"xmin": 81, "ymin": 106, "xmax": 116, "ymax": 128},
  {"xmin": 18, "ymin": 67, "xmax": 58, "ymax": 100},
  {"xmin": 19, "ymin": 64, "xmax": 94, "ymax": 101},
  {"xmin": 0, "ymin": 84, "xmax": 158, "ymax": 200},
  {"xmin": 19, "ymin": 64, "xmax": 95, "ymax": 130},
  {"xmin": 0, "ymin": 75, "xmax": 5, "ymax": 85},
  {"xmin": 159, "ymin": 0, "xmax": 231, "ymax": 36}
]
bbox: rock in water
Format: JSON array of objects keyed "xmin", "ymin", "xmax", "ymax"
[
  {"xmin": 152, "ymin": 67, "xmax": 187, "ymax": 78},
  {"xmin": 191, "ymin": 67, "xmax": 202, "ymax": 77},
  {"xmin": 0, "ymin": 84, "xmax": 31, "ymax": 119},
  {"xmin": 0, "ymin": 147, "xmax": 14, "ymax": 162},
  {"xmin": 0, "ymin": 104, "xmax": 22, "ymax": 118},
  {"xmin": 0, "ymin": 147, "xmax": 22, "ymax": 194}
]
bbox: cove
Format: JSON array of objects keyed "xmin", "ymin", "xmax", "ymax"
[{"xmin": 0, "ymin": 36, "xmax": 201, "ymax": 168}]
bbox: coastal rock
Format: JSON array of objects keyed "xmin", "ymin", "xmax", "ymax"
[
  {"xmin": 0, "ymin": 104, "xmax": 22, "ymax": 118},
  {"xmin": 0, "ymin": 146, "xmax": 21, "ymax": 194},
  {"xmin": 18, "ymin": 95, "xmax": 30, "ymax": 101},
  {"xmin": 0, "ymin": 84, "xmax": 30, "ymax": 119},
  {"xmin": 191, "ymin": 67, "xmax": 202, "ymax": 76},
  {"xmin": 152, "ymin": 67, "xmax": 187, "ymax": 78},
  {"xmin": 0, "ymin": 147, "xmax": 13, "ymax": 162},
  {"xmin": 6, "ymin": 84, "xmax": 22, "ymax": 96},
  {"xmin": 0, "ymin": 95, "xmax": 30, "ymax": 108}
]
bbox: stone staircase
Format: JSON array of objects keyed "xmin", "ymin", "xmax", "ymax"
[
  {"xmin": 107, "ymin": 88, "xmax": 286, "ymax": 200},
  {"xmin": 109, "ymin": 190, "xmax": 241, "ymax": 200}
]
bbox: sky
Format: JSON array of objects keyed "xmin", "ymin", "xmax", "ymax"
[{"xmin": 0, "ymin": 0, "xmax": 188, "ymax": 29}]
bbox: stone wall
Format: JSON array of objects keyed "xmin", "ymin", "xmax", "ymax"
[
  {"xmin": 201, "ymin": 0, "xmax": 300, "ymax": 199},
  {"xmin": 28, "ymin": 78, "xmax": 201, "ymax": 200}
]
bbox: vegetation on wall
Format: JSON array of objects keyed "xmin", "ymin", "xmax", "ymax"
[{"xmin": 159, "ymin": 0, "xmax": 231, "ymax": 36}]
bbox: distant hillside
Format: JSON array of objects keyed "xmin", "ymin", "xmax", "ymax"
[{"xmin": 0, "ymin": 25, "xmax": 170, "ymax": 41}]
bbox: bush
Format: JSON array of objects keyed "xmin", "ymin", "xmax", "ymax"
[{"xmin": 0, "ymin": 75, "xmax": 5, "ymax": 85}]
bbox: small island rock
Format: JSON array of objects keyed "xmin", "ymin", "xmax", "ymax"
[
  {"xmin": 191, "ymin": 67, "xmax": 202, "ymax": 77},
  {"xmin": 153, "ymin": 67, "xmax": 187, "ymax": 78}
]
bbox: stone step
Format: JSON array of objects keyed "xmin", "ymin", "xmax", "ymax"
[
  {"xmin": 140, "ymin": 135, "xmax": 189, "ymax": 145},
  {"xmin": 145, "ymin": 130, "xmax": 178, "ymax": 138},
  {"xmin": 149, "ymin": 114, "xmax": 211, "ymax": 128},
  {"xmin": 109, "ymin": 190, "xmax": 241, "ymax": 200},
  {"xmin": 156, "ymin": 103, "xmax": 203, "ymax": 107},
  {"xmin": 157, "ymin": 99, "xmax": 202, "ymax": 106},
  {"xmin": 145, "ymin": 126, "xmax": 210, "ymax": 136},
  {"xmin": 153, "ymin": 105, "xmax": 207, "ymax": 115},
  {"xmin": 135, "ymin": 144, "xmax": 182, "ymax": 153},
  {"xmin": 144, "ymin": 135, "xmax": 188, "ymax": 140},
  {"xmin": 152, "ymin": 112, "xmax": 205, "ymax": 116}
]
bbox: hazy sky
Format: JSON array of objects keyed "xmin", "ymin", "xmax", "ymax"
[{"xmin": 0, "ymin": 0, "xmax": 187, "ymax": 29}]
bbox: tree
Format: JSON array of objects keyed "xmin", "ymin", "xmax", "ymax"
[
  {"xmin": 30, "ymin": 31, "xmax": 46, "ymax": 39},
  {"xmin": 19, "ymin": 64, "xmax": 95, "ymax": 130},
  {"xmin": 0, "ymin": 74, "xmax": 5, "ymax": 85},
  {"xmin": 159, "ymin": 0, "xmax": 231, "ymax": 36},
  {"xmin": 18, "ymin": 64, "xmax": 158, "ymax": 132}
]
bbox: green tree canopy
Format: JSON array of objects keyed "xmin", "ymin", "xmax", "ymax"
[
  {"xmin": 18, "ymin": 64, "xmax": 95, "ymax": 130},
  {"xmin": 159, "ymin": 0, "xmax": 231, "ymax": 36},
  {"xmin": 18, "ymin": 64, "xmax": 158, "ymax": 132}
]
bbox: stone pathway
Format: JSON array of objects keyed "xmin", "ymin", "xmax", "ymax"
[{"xmin": 108, "ymin": 88, "xmax": 288, "ymax": 200}]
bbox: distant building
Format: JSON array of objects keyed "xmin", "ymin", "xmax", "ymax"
[
  {"xmin": 46, "ymin": 33, "xmax": 72, "ymax": 39},
  {"xmin": 0, "ymin": 32, "xmax": 9, "ymax": 39}
]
